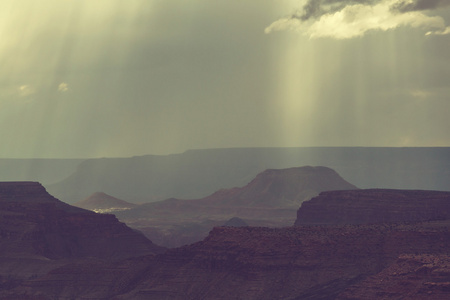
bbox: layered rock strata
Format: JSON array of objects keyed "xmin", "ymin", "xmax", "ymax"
[
  {"xmin": 2, "ymin": 186, "xmax": 450, "ymax": 299},
  {"xmin": 0, "ymin": 182, "xmax": 164, "ymax": 286},
  {"xmin": 296, "ymin": 189, "xmax": 450, "ymax": 225},
  {"xmin": 6, "ymin": 220, "xmax": 450, "ymax": 299},
  {"xmin": 337, "ymin": 253, "xmax": 450, "ymax": 300}
]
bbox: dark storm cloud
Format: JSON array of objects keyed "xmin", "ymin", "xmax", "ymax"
[
  {"xmin": 265, "ymin": 0, "xmax": 450, "ymax": 38},
  {"xmin": 292, "ymin": 0, "xmax": 377, "ymax": 21},
  {"xmin": 391, "ymin": 0, "xmax": 450, "ymax": 13},
  {"xmin": 292, "ymin": 0, "xmax": 450, "ymax": 22}
]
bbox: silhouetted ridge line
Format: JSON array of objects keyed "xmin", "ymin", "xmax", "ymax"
[{"xmin": 295, "ymin": 189, "xmax": 450, "ymax": 225}]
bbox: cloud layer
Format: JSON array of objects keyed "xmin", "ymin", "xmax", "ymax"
[
  {"xmin": 1, "ymin": 0, "xmax": 449, "ymax": 158},
  {"xmin": 265, "ymin": 0, "xmax": 450, "ymax": 38}
]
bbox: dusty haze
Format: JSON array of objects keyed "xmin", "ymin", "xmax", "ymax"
[{"xmin": 1, "ymin": 0, "xmax": 449, "ymax": 158}]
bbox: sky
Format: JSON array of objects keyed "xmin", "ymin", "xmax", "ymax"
[{"xmin": 1, "ymin": 0, "xmax": 450, "ymax": 158}]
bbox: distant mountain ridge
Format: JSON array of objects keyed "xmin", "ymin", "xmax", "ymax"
[
  {"xmin": 198, "ymin": 166, "xmax": 358, "ymax": 208},
  {"xmin": 0, "ymin": 158, "xmax": 83, "ymax": 184},
  {"xmin": 45, "ymin": 147, "xmax": 450, "ymax": 204},
  {"xmin": 115, "ymin": 166, "xmax": 357, "ymax": 247}
]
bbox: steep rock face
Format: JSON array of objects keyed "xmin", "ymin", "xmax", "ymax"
[
  {"xmin": 3, "ymin": 189, "xmax": 450, "ymax": 299},
  {"xmin": 0, "ymin": 182, "xmax": 164, "ymax": 282},
  {"xmin": 121, "ymin": 223, "xmax": 450, "ymax": 300},
  {"xmin": 296, "ymin": 189, "xmax": 450, "ymax": 226},
  {"xmin": 337, "ymin": 254, "xmax": 450, "ymax": 300},
  {"xmin": 9, "ymin": 221, "xmax": 450, "ymax": 300},
  {"xmin": 0, "ymin": 181, "xmax": 73, "ymax": 204}
]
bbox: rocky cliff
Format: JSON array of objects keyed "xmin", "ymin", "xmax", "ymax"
[
  {"xmin": 337, "ymin": 253, "xmax": 450, "ymax": 300},
  {"xmin": 0, "ymin": 182, "xmax": 164, "ymax": 287},
  {"xmin": 295, "ymin": 189, "xmax": 450, "ymax": 225},
  {"xmin": 6, "ymin": 220, "xmax": 450, "ymax": 299},
  {"xmin": 3, "ymin": 186, "xmax": 450, "ymax": 299}
]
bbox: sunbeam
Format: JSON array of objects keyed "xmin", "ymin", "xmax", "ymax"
[{"xmin": 0, "ymin": 0, "xmax": 449, "ymax": 159}]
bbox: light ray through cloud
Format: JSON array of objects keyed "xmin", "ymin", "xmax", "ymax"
[
  {"xmin": 266, "ymin": 0, "xmax": 450, "ymax": 39},
  {"xmin": 0, "ymin": 0, "xmax": 449, "ymax": 158}
]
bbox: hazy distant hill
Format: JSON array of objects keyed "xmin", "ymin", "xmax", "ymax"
[
  {"xmin": 0, "ymin": 158, "xmax": 84, "ymax": 184},
  {"xmin": 115, "ymin": 166, "xmax": 357, "ymax": 247},
  {"xmin": 118, "ymin": 166, "xmax": 357, "ymax": 219},
  {"xmin": 197, "ymin": 166, "xmax": 358, "ymax": 208},
  {"xmin": 45, "ymin": 147, "xmax": 450, "ymax": 204},
  {"xmin": 74, "ymin": 192, "xmax": 137, "ymax": 213}
]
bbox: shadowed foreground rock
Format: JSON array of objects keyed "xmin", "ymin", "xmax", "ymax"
[
  {"xmin": 2, "ymin": 187, "xmax": 450, "ymax": 299},
  {"xmin": 5, "ymin": 219, "xmax": 450, "ymax": 299},
  {"xmin": 0, "ymin": 182, "xmax": 164, "ymax": 290},
  {"xmin": 337, "ymin": 253, "xmax": 450, "ymax": 300}
]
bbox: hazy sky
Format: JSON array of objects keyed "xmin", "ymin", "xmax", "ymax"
[{"xmin": 1, "ymin": 0, "xmax": 450, "ymax": 158}]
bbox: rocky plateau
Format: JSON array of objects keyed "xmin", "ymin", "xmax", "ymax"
[
  {"xmin": 112, "ymin": 166, "xmax": 358, "ymax": 247},
  {"xmin": 2, "ymin": 185, "xmax": 450, "ymax": 299}
]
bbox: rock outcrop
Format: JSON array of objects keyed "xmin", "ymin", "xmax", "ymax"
[
  {"xmin": 337, "ymin": 253, "xmax": 450, "ymax": 300},
  {"xmin": 3, "ymin": 186, "xmax": 450, "ymax": 299},
  {"xmin": 0, "ymin": 182, "xmax": 164, "ymax": 285},
  {"xmin": 296, "ymin": 189, "xmax": 450, "ymax": 226},
  {"xmin": 6, "ymin": 220, "xmax": 450, "ymax": 299}
]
